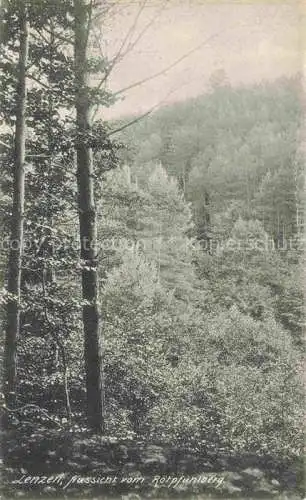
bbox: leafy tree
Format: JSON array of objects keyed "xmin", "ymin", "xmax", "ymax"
[
  {"xmin": 139, "ymin": 164, "xmax": 198, "ymax": 301},
  {"xmin": 99, "ymin": 163, "xmax": 198, "ymax": 302},
  {"xmin": 145, "ymin": 306, "xmax": 303, "ymax": 457},
  {"xmin": 118, "ymin": 78, "xmax": 302, "ymax": 250},
  {"xmin": 0, "ymin": 0, "xmax": 80, "ymax": 420},
  {"xmin": 1, "ymin": 0, "xmax": 118, "ymax": 430},
  {"xmin": 74, "ymin": 0, "xmax": 104, "ymax": 432},
  {"xmin": 3, "ymin": 0, "xmax": 29, "ymax": 406},
  {"xmin": 254, "ymin": 159, "xmax": 304, "ymax": 241},
  {"xmin": 101, "ymin": 252, "xmax": 171, "ymax": 434}
]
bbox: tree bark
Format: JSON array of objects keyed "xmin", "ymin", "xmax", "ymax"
[
  {"xmin": 4, "ymin": 4, "xmax": 29, "ymax": 406},
  {"xmin": 74, "ymin": 0, "xmax": 104, "ymax": 433}
]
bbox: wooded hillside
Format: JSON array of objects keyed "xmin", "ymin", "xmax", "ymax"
[{"xmin": 0, "ymin": 2, "xmax": 304, "ymax": 498}]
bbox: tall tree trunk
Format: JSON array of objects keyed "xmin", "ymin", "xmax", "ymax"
[
  {"xmin": 4, "ymin": 4, "xmax": 29, "ymax": 406},
  {"xmin": 74, "ymin": 0, "xmax": 104, "ymax": 433}
]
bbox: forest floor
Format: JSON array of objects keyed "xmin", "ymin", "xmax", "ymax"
[{"xmin": 1, "ymin": 425, "xmax": 304, "ymax": 499}]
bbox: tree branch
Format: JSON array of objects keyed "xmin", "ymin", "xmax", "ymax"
[
  {"xmin": 90, "ymin": 0, "xmax": 147, "ymax": 121},
  {"xmin": 113, "ymin": 21, "xmax": 246, "ymax": 97},
  {"xmin": 121, "ymin": 0, "xmax": 167, "ymax": 62},
  {"xmin": 41, "ymin": 25, "xmax": 74, "ymax": 46},
  {"xmin": 108, "ymin": 80, "xmax": 186, "ymax": 136},
  {"xmin": 2, "ymin": 404, "xmax": 62, "ymax": 427},
  {"xmin": 0, "ymin": 139, "xmax": 11, "ymax": 150},
  {"xmin": 90, "ymin": 0, "xmax": 168, "ymax": 123},
  {"xmin": 42, "ymin": 267, "xmax": 72, "ymax": 421},
  {"xmin": 27, "ymin": 72, "xmax": 49, "ymax": 90}
]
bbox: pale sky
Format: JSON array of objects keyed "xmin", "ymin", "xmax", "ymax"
[{"xmin": 92, "ymin": 1, "xmax": 301, "ymax": 119}]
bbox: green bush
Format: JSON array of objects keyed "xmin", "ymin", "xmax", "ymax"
[{"xmin": 143, "ymin": 308, "xmax": 304, "ymax": 458}]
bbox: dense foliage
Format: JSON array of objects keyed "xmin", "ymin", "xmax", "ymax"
[{"xmin": 0, "ymin": 3, "xmax": 304, "ymax": 494}]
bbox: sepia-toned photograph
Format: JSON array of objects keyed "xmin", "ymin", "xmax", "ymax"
[{"xmin": 0, "ymin": 0, "xmax": 305, "ymax": 498}]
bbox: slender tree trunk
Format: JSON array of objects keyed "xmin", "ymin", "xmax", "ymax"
[
  {"xmin": 74, "ymin": 0, "xmax": 104, "ymax": 433},
  {"xmin": 204, "ymin": 191, "xmax": 212, "ymax": 254},
  {"xmin": 4, "ymin": 4, "xmax": 29, "ymax": 406},
  {"xmin": 42, "ymin": 266, "xmax": 72, "ymax": 421}
]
